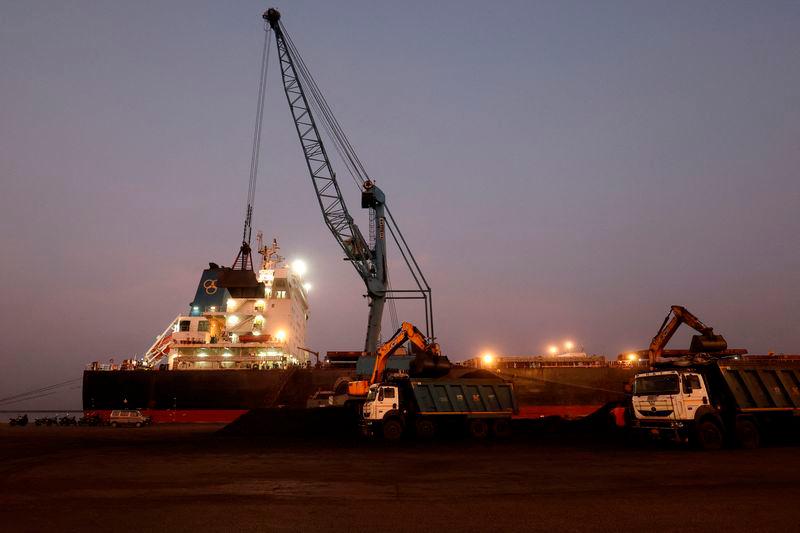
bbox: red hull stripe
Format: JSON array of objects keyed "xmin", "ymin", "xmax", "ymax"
[
  {"xmin": 88, "ymin": 409, "xmax": 248, "ymax": 424},
  {"xmin": 513, "ymin": 405, "xmax": 603, "ymax": 419},
  {"xmin": 88, "ymin": 405, "xmax": 603, "ymax": 424}
]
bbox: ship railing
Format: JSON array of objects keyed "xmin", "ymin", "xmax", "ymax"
[{"xmin": 86, "ymin": 363, "xmax": 119, "ymax": 371}]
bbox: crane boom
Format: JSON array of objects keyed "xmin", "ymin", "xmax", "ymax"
[{"xmin": 263, "ymin": 8, "xmax": 433, "ymax": 353}]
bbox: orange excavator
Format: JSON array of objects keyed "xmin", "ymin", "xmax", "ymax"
[
  {"xmin": 347, "ymin": 322, "xmax": 447, "ymax": 396},
  {"xmin": 645, "ymin": 305, "xmax": 744, "ymax": 366}
]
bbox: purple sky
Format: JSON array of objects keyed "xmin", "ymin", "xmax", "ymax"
[{"xmin": 2, "ymin": 1, "xmax": 799, "ymax": 408}]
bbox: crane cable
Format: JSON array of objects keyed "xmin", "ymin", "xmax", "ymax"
[{"xmin": 243, "ymin": 25, "xmax": 273, "ymax": 245}]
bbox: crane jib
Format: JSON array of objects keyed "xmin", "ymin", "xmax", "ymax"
[{"xmin": 262, "ymin": 8, "xmax": 435, "ymax": 353}]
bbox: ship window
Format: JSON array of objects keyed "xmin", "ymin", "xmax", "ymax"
[
  {"xmin": 197, "ymin": 320, "xmax": 210, "ymax": 332},
  {"xmin": 179, "ymin": 320, "xmax": 191, "ymax": 332},
  {"xmin": 275, "ymin": 290, "xmax": 287, "ymax": 299}
]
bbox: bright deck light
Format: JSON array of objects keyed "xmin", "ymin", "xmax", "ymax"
[
  {"xmin": 548, "ymin": 345, "xmax": 559, "ymax": 355},
  {"xmin": 482, "ymin": 353, "xmax": 495, "ymax": 365},
  {"xmin": 275, "ymin": 330, "xmax": 287, "ymax": 342},
  {"xmin": 627, "ymin": 353, "xmax": 638, "ymax": 361},
  {"xmin": 291, "ymin": 259, "xmax": 308, "ymax": 277},
  {"xmin": 303, "ymin": 282, "xmax": 312, "ymax": 292},
  {"xmin": 226, "ymin": 315, "xmax": 239, "ymax": 326},
  {"xmin": 564, "ymin": 341, "xmax": 575, "ymax": 351}
]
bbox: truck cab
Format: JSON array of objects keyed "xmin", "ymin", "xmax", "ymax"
[
  {"xmin": 631, "ymin": 370, "xmax": 719, "ymax": 446},
  {"xmin": 362, "ymin": 384, "xmax": 400, "ymax": 424}
]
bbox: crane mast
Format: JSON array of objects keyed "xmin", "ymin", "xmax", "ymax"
[{"xmin": 263, "ymin": 8, "xmax": 392, "ymax": 353}]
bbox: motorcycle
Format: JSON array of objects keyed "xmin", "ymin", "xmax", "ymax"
[
  {"xmin": 58, "ymin": 415, "xmax": 77, "ymax": 426},
  {"xmin": 35, "ymin": 416, "xmax": 59, "ymax": 426},
  {"xmin": 78, "ymin": 413, "xmax": 102, "ymax": 426},
  {"xmin": 9, "ymin": 414, "xmax": 28, "ymax": 426}
]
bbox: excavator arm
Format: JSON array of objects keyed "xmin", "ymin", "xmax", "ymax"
[
  {"xmin": 348, "ymin": 322, "xmax": 441, "ymax": 396},
  {"xmin": 647, "ymin": 305, "xmax": 727, "ymax": 365}
]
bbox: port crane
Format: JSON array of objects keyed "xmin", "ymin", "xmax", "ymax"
[{"xmin": 262, "ymin": 8, "xmax": 434, "ymax": 354}]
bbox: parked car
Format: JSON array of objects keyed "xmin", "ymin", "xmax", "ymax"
[{"xmin": 109, "ymin": 410, "xmax": 151, "ymax": 428}]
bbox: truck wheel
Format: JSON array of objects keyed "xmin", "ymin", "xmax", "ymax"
[
  {"xmin": 382, "ymin": 420, "xmax": 403, "ymax": 441},
  {"xmin": 111, "ymin": 422, "xmax": 117, "ymax": 428},
  {"xmin": 735, "ymin": 419, "xmax": 760, "ymax": 449},
  {"xmin": 468, "ymin": 419, "xmax": 489, "ymax": 439},
  {"xmin": 415, "ymin": 418, "xmax": 435, "ymax": 440},
  {"xmin": 492, "ymin": 419, "xmax": 512, "ymax": 438},
  {"xmin": 695, "ymin": 420, "xmax": 723, "ymax": 450},
  {"xmin": 135, "ymin": 422, "xmax": 142, "ymax": 428}
]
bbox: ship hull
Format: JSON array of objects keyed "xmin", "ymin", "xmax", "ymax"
[
  {"xmin": 84, "ymin": 365, "xmax": 637, "ymax": 423},
  {"xmin": 499, "ymin": 366, "xmax": 637, "ymax": 418},
  {"xmin": 83, "ymin": 368, "xmax": 354, "ymax": 422}
]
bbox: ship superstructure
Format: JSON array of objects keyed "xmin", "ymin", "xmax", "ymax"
[{"xmin": 142, "ymin": 237, "xmax": 310, "ymax": 370}]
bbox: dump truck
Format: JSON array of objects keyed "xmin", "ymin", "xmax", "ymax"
[
  {"xmin": 361, "ymin": 368, "xmax": 518, "ymax": 440},
  {"xmin": 631, "ymin": 356, "xmax": 800, "ymax": 449}
]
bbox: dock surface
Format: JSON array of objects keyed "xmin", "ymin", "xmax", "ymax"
[{"xmin": 2, "ymin": 425, "xmax": 800, "ymax": 532}]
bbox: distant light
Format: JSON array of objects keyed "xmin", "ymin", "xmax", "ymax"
[
  {"xmin": 275, "ymin": 330, "xmax": 287, "ymax": 342},
  {"xmin": 222, "ymin": 352, "xmax": 232, "ymax": 358},
  {"xmin": 192, "ymin": 306, "xmax": 199, "ymax": 311},
  {"xmin": 548, "ymin": 345, "xmax": 559, "ymax": 355},
  {"xmin": 227, "ymin": 315, "xmax": 239, "ymax": 326},
  {"xmin": 303, "ymin": 282, "xmax": 312, "ymax": 292},
  {"xmin": 227, "ymin": 298, "xmax": 236, "ymax": 309},
  {"xmin": 564, "ymin": 341, "xmax": 575, "ymax": 351},
  {"xmin": 291, "ymin": 259, "xmax": 308, "ymax": 277},
  {"xmin": 627, "ymin": 353, "xmax": 638, "ymax": 362},
  {"xmin": 209, "ymin": 306, "xmax": 216, "ymax": 312},
  {"xmin": 198, "ymin": 352, "xmax": 208, "ymax": 358},
  {"xmin": 257, "ymin": 351, "xmax": 267, "ymax": 357},
  {"xmin": 252, "ymin": 331, "xmax": 261, "ymax": 336},
  {"xmin": 482, "ymin": 353, "xmax": 495, "ymax": 365}
]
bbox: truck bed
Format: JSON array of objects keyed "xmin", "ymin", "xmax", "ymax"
[
  {"xmin": 410, "ymin": 380, "xmax": 517, "ymax": 416},
  {"xmin": 718, "ymin": 360, "xmax": 800, "ymax": 411}
]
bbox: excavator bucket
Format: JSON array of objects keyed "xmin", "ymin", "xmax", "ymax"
[
  {"xmin": 689, "ymin": 333, "xmax": 727, "ymax": 353},
  {"xmin": 410, "ymin": 353, "xmax": 452, "ymax": 377}
]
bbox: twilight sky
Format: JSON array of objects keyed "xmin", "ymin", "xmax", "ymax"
[{"xmin": 1, "ymin": 1, "xmax": 799, "ymax": 407}]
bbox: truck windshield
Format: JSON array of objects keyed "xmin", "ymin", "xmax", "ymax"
[
  {"xmin": 634, "ymin": 375, "xmax": 679, "ymax": 395},
  {"xmin": 366, "ymin": 389, "xmax": 377, "ymax": 401}
]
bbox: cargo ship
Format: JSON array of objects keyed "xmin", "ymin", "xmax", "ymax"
[
  {"xmin": 83, "ymin": 237, "xmax": 356, "ymax": 423},
  {"xmin": 83, "ymin": 247, "xmax": 639, "ymax": 423}
]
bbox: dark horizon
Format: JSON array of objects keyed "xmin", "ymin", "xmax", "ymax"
[{"xmin": 2, "ymin": 0, "xmax": 799, "ymax": 407}]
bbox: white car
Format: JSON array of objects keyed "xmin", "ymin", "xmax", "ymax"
[{"xmin": 109, "ymin": 410, "xmax": 151, "ymax": 428}]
